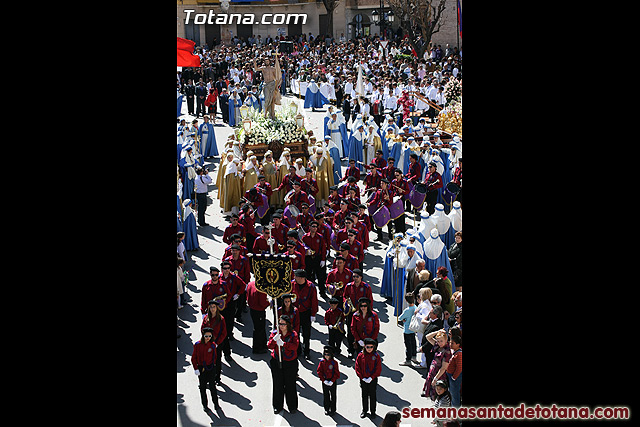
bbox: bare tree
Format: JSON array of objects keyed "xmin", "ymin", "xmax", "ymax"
[
  {"xmin": 387, "ymin": 0, "xmax": 447, "ymax": 58},
  {"xmin": 321, "ymin": 0, "xmax": 340, "ymax": 38}
]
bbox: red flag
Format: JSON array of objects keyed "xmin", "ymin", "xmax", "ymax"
[{"xmin": 177, "ymin": 37, "xmax": 200, "ymax": 67}]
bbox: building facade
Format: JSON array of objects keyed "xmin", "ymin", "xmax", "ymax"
[{"xmin": 177, "ymin": 0, "xmax": 459, "ymax": 50}]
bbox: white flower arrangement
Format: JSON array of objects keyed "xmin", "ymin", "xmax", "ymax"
[{"xmin": 238, "ymin": 103, "xmax": 306, "ymax": 146}]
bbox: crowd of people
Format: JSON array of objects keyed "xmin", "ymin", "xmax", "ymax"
[{"xmin": 177, "ymin": 32, "xmax": 463, "ymax": 425}]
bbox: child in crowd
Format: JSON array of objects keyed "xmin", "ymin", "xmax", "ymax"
[{"xmin": 397, "ymin": 292, "xmax": 417, "ymax": 366}]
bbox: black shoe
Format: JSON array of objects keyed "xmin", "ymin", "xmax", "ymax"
[
  {"xmin": 360, "ymin": 411, "xmax": 367, "ymax": 418},
  {"xmin": 325, "ymin": 410, "xmax": 330, "ymax": 415},
  {"xmin": 370, "ymin": 412, "xmax": 377, "ymax": 418},
  {"xmin": 304, "ymin": 353, "xmax": 311, "ymax": 360},
  {"xmin": 274, "ymin": 408, "xmax": 282, "ymax": 414},
  {"xmin": 289, "ymin": 408, "xmax": 297, "ymax": 414}
]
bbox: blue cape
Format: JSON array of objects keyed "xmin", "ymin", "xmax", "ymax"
[
  {"xmin": 304, "ymin": 85, "xmax": 328, "ymax": 109},
  {"xmin": 199, "ymin": 122, "xmax": 218, "ymax": 157}
]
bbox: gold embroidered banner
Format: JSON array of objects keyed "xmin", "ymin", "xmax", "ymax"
[{"xmin": 250, "ymin": 253, "xmax": 293, "ymax": 299}]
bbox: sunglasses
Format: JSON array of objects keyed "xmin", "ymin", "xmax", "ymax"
[
  {"xmin": 365, "ymin": 345, "xmax": 374, "ymax": 349},
  {"xmin": 278, "ymin": 322, "xmax": 287, "ymax": 326},
  {"xmin": 204, "ymin": 335, "xmax": 212, "ymax": 338}
]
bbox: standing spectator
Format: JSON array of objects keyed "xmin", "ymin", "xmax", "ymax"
[
  {"xmin": 195, "ymin": 81, "xmax": 207, "ymax": 117},
  {"xmin": 422, "ymin": 329, "xmax": 451, "ymax": 400},
  {"xmin": 194, "ymin": 166, "xmax": 212, "ymax": 227},
  {"xmin": 446, "ymin": 333, "xmax": 462, "ymax": 407},
  {"xmin": 432, "ymin": 380, "xmax": 452, "ymax": 426},
  {"xmin": 184, "ymin": 79, "xmax": 195, "ymax": 115},
  {"xmin": 397, "ymin": 292, "xmax": 417, "ymax": 366},
  {"xmin": 177, "ymin": 257, "xmax": 186, "ymax": 309},
  {"xmin": 448, "ymin": 231, "xmax": 463, "ymax": 292}
]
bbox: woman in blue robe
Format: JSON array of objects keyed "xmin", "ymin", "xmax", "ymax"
[
  {"xmin": 347, "ymin": 124, "xmax": 365, "ymax": 173},
  {"xmin": 337, "ymin": 111, "xmax": 349, "ymax": 156},
  {"xmin": 179, "ymin": 145, "xmax": 196, "ymax": 201},
  {"xmin": 182, "ymin": 199, "xmax": 199, "ymax": 251},
  {"xmin": 304, "ymin": 80, "xmax": 328, "ymax": 110},
  {"xmin": 324, "ymin": 135, "xmax": 342, "ymax": 184},
  {"xmin": 228, "ymin": 90, "xmax": 242, "ymax": 127},
  {"xmin": 199, "ymin": 119, "xmax": 218, "ymax": 158},
  {"xmin": 380, "ymin": 233, "xmax": 404, "ymax": 299},
  {"xmin": 422, "ymin": 227, "xmax": 456, "ymax": 293}
]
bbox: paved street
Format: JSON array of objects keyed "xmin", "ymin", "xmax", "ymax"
[{"xmin": 177, "ymin": 95, "xmax": 437, "ymax": 427}]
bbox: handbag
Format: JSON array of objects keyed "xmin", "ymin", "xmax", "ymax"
[{"xmin": 408, "ymin": 311, "xmax": 426, "ymax": 334}]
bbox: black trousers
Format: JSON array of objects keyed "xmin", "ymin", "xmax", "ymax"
[
  {"xmin": 305, "ymin": 254, "xmax": 326, "ymax": 293},
  {"xmin": 270, "ymin": 357, "xmax": 298, "ymax": 411},
  {"xmin": 425, "ymin": 190, "xmax": 439, "ymax": 214},
  {"xmin": 198, "ymin": 367, "xmax": 219, "ymax": 407},
  {"xmin": 220, "ymin": 301, "xmax": 236, "ymax": 355},
  {"xmin": 322, "ymin": 382, "xmax": 337, "ymax": 412},
  {"xmin": 299, "ymin": 309, "xmax": 312, "ymax": 356},
  {"xmin": 345, "ymin": 312, "xmax": 355, "ymax": 355},
  {"xmin": 250, "ymin": 308, "xmax": 268, "ymax": 352},
  {"xmin": 394, "ymin": 213, "xmax": 406, "ymax": 234},
  {"xmin": 196, "ymin": 96, "xmax": 206, "ymax": 116},
  {"xmin": 328, "ymin": 328, "xmax": 345, "ymax": 353},
  {"xmin": 196, "ymin": 192, "xmax": 207, "ymax": 225},
  {"xmin": 186, "ymin": 96, "xmax": 194, "ymax": 114},
  {"xmin": 360, "ymin": 377, "xmax": 378, "ymax": 414}
]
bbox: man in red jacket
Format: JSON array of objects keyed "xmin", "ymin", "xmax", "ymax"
[
  {"xmin": 355, "ymin": 337, "xmax": 382, "ymax": 418},
  {"xmin": 245, "ymin": 279, "xmax": 270, "ymax": 353},
  {"xmin": 291, "ymin": 269, "xmax": 318, "ymax": 360}
]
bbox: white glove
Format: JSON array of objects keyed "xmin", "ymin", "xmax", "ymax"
[
  {"xmin": 324, "ymin": 380, "xmax": 333, "ymax": 386},
  {"xmin": 320, "ymin": 261, "xmax": 325, "ymax": 267},
  {"xmin": 232, "ymin": 294, "xmax": 239, "ymax": 301},
  {"xmin": 194, "ymin": 369, "xmax": 200, "ymax": 376},
  {"xmin": 358, "ymin": 339, "xmax": 365, "ymax": 347},
  {"xmin": 273, "ymin": 332, "xmax": 281, "ymax": 341},
  {"xmin": 363, "ymin": 377, "xmax": 372, "ymax": 383},
  {"xmin": 275, "ymin": 336, "xmax": 285, "ymax": 346},
  {"xmin": 310, "ymin": 316, "xmax": 316, "ymax": 323}
]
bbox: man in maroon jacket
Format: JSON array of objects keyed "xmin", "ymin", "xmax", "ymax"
[
  {"xmin": 291, "ymin": 269, "xmax": 318, "ymax": 360},
  {"xmin": 245, "ymin": 279, "xmax": 270, "ymax": 353}
]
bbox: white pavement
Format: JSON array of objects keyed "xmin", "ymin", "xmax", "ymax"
[{"xmin": 177, "ymin": 95, "xmax": 437, "ymax": 427}]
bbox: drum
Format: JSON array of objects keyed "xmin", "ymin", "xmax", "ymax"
[
  {"xmin": 284, "ymin": 204, "xmax": 300, "ymax": 228},
  {"xmin": 409, "ymin": 182, "xmax": 427, "ymax": 208},
  {"xmin": 388, "ymin": 196, "xmax": 404, "ymax": 219},
  {"xmin": 443, "ymin": 181, "xmax": 461, "ymax": 207},
  {"xmin": 256, "ymin": 193, "xmax": 269, "ymax": 219},
  {"xmin": 372, "ymin": 206, "xmax": 391, "ymax": 228},
  {"xmin": 403, "ymin": 181, "xmax": 415, "ymax": 201}
]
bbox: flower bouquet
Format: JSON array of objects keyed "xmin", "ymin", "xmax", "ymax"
[{"xmin": 237, "ymin": 103, "xmax": 306, "ymax": 147}]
